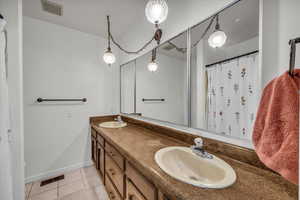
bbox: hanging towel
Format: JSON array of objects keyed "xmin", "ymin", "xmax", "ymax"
[{"xmin": 253, "ymin": 69, "xmax": 300, "ymax": 185}]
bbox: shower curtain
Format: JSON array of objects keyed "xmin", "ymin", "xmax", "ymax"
[
  {"xmin": 0, "ymin": 27, "xmax": 13, "ymax": 200},
  {"xmin": 206, "ymin": 52, "xmax": 259, "ymax": 140}
]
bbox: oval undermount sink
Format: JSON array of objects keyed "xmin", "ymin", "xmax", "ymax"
[
  {"xmin": 155, "ymin": 146, "xmax": 236, "ymax": 189},
  {"xmin": 99, "ymin": 121, "xmax": 127, "ymax": 128}
]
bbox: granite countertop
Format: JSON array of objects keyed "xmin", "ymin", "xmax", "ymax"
[{"xmin": 91, "ymin": 120, "xmax": 297, "ymax": 200}]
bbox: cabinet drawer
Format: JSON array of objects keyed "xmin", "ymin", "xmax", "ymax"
[
  {"xmin": 126, "ymin": 162, "xmax": 156, "ymax": 200},
  {"xmin": 91, "ymin": 128, "xmax": 97, "ymax": 138},
  {"xmin": 106, "ymin": 153, "xmax": 124, "ymax": 196},
  {"xmin": 126, "ymin": 178, "xmax": 146, "ymax": 200},
  {"xmin": 105, "ymin": 143, "xmax": 125, "ymax": 170},
  {"xmin": 106, "ymin": 175, "xmax": 122, "ymax": 200},
  {"xmin": 97, "ymin": 134, "xmax": 105, "ymax": 147}
]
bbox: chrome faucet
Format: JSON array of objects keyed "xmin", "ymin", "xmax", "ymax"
[
  {"xmin": 115, "ymin": 115, "xmax": 123, "ymax": 123},
  {"xmin": 191, "ymin": 138, "xmax": 213, "ymax": 159}
]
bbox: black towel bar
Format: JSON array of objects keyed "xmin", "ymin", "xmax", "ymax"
[
  {"xmin": 289, "ymin": 37, "xmax": 300, "ymax": 76},
  {"xmin": 142, "ymin": 98, "xmax": 165, "ymax": 102},
  {"xmin": 37, "ymin": 98, "xmax": 87, "ymax": 103}
]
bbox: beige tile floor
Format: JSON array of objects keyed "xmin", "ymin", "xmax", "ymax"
[{"xmin": 25, "ymin": 165, "xmax": 109, "ymax": 200}]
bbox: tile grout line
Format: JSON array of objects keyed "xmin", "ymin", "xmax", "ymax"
[
  {"xmin": 26, "ymin": 183, "xmax": 33, "ymax": 200},
  {"xmin": 57, "ymin": 180, "xmax": 59, "ymax": 199},
  {"xmin": 80, "ymin": 167, "xmax": 87, "ymax": 188}
]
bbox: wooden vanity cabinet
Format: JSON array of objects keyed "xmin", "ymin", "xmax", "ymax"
[
  {"xmin": 91, "ymin": 132, "xmax": 97, "ymax": 165},
  {"xmin": 105, "ymin": 142, "xmax": 125, "ymax": 170},
  {"xmin": 91, "ymin": 128, "xmax": 163, "ymax": 200},
  {"xmin": 126, "ymin": 162, "xmax": 157, "ymax": 200},
  {"xmin": 106, "ymin": 174, "xmax": 123, "ymax": 200},
  {"xmin": 106, "ymin": 153, "xmax": 125, "ymax": 197},
  {"xmin": 97, "ymin": 143, "xmax": 105, "ymax": 179},
  {"xmin": 158, "ymin": 191, "xmax": 171, "ymax": 200},
  {"xmin": 126, "ymin": 178, "xmax": 147, "ymax": 200}
]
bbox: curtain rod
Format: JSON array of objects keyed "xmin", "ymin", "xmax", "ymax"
[{"xmin": 205, "ymin": 50, "xmax": 259, "ymax": 68}]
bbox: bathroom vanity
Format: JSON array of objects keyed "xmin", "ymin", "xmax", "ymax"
[{"xmin": 90, "ymin": 115, "xmax": 297, "ymax": 200}]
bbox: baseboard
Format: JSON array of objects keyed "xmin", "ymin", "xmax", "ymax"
[{"xmin": 25, "ymin": 160, "xmax": 93, "ymax": 183}]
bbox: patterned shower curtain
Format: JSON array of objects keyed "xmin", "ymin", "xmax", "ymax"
[{"xmin": 206, "ymin": 52, "xmax": 259, "ymax": 140}]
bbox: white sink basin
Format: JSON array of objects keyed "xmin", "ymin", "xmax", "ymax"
[
  {"xmin": 155, "ymin": 146, "xmax": 236, "ymax": 189},
  {"xmin": 99, "ymin": 121, "xmax": 127, "ymax": 128}
]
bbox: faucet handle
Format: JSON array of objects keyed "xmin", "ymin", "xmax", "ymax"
[{"xmin": 194, "ymin": 138, "xmax": 203, "ymax": 148}]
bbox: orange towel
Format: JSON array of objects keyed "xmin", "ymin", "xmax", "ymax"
[{"xmin": 253, "ymin": 69, "xmax": 300, "ymax": 185}]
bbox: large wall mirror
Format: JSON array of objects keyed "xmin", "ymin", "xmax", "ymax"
[
  {"xmin": 120, "ymin": 61, "xmax": 136, "ymax": 114},
  {"xmin": 120, "ymin": 0, "xmax": 260, "ymax": 142},
  {"xmin": 190, "ymin": 0, "xmax": 259, "ymax": 140},
  {"xmin": 135, "ymin": 32, "xmax": 188, "ymax": 126}
]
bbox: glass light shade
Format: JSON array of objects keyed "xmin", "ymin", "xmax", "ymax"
[
  {"xmin": 145, "ymin": 0, "xmax": 168, "ymax": 24},
  {"xmin": 208, "ymin": 30, "xmax": 227, "ymax": 48},
  {"xmin": 103, "ymin": 50, "xmax": 116, "ymax": 65},
  {"xmin": 0, "ymin": 18, "xmax": 7, "ymax": 32},
  {"xmin": 147, "ymin": 61, "xmax": 158, "ymax": 72}
]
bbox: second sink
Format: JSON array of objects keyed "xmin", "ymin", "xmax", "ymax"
[
  {"xmin": 99, "ymin": 121, "xmax": 127, "ymax": 128},
  {"xmin": 155, "ymin": 146, "xmax": 236, "ymax": 189}
]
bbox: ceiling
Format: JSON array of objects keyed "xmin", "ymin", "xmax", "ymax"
[
  {"xmin": 23, "ymin": 0, "xmax": 148, "ymax": 38},
  {"xmin": 158, "ymin": 0, "xmax": 259, "ymax": 60},
  {"xmin": 23, "ymin": 0, "xmax": 259, "ymax": 61},
  {"xmin": 191, "ymin": 0, "xmax": 259, "ymax": 46}
]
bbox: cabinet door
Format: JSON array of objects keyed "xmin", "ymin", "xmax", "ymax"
[
  {"xmin": 126, "ymin": 178, "xmax": 146, "ymax": 200},
  {"xmin": 106, "ymin": 153, "xmax": 124, "ymax": 196},
  {"xmin": 126, "ymin": 162, "xmax": 156, "ymax": 200},
  {"xmin": 91, "ymin": 137, "xmax": 97, "ymax": 164},
  {"xmin": 100, "ymin": 145, "xmax": 105, "ymax": 176},
  {"xmin": 105, "ymin": 174, "xmax": 122, "ymax": 200},
  {"xmin": 158, "ymin": 191, "xmax": 171, "ymax": 200},
  {"xmin": 97, "ymin": 144, "xmax": 105, "ymax": 178}
]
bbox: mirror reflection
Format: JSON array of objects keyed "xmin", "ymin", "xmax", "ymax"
[
  {"xmin": 135, "ymin": 32, "xmax": 188, "ymax": 125},
  {"xmin": 121, "ymin": 61, "xmax": 135, "ymax": 114},
  {"xmin": 190, "ymin": 0, "xmax": 259, "ymax": 139},
  {"xmin": 120, "ymin": 0, "xmax": 260, "ymax": 141}
]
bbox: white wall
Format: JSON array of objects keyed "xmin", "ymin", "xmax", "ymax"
[
  {"xmin": 136, "ymin": 53, "xmax": 187, "ymax": 125},
  {"xmin": 120, "ymin": 0, "xmax": 237, "ymax": 64},
  {"xmin": 23, "ymin": 17, "xmax": 119, "ymax": 182},
  {"xmin": 0, "ymin": 0, "xmax": 25, "ymax": 199},
  {"xmin": 260, "ymin": 0, "xmax": 300, "ymax": 87}
]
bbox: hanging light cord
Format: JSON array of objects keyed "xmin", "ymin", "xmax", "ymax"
[
  {"xmin": 106, "ymin": 13, "xmax": 217, "ymax": 55},
  {"xmin": 192, "ymin": 14, "xmax": 217, "ymax": 48},
  {"xmin": 166, "ymin": 14, "xmax": 218, "ymax": 53},
  {"xmin": 107, "ymin": 15, "xmax": 157, "ymax": 54},
  {"xmin": 110, "ymin": 34, "xmax": 155, "ymax": 54}
]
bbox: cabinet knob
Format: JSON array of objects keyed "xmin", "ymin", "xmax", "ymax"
[
  {"xmin": 110, "ymin": 151, "xmax": 115, "ymax": 157},
  {"xmin": 109, "ymin": 191, "xmax": 115, "ymax": 199},
  {"xmin": 109, "ymin": 168, "xmax": 116, "ymax": 175},
  {"xmin": 128, "ymin": 194, "xmax": 135, "ymax": 200}
]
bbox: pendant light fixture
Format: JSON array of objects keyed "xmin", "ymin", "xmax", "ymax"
[
  {"xmin": 103, "ymin": 16, "xmax": 116, "ymax": 65},
  {"xmin": 148, "ymin": 49, "xmax": 158, "ymax": 72},
  {"xmin": 103, "ymin": 12, "xmax": 165, "ymax": 69},
  {"xmin": 145, "ymin": 0, "xmax": 168, "ymax": 25},
  {"xmin": 208, "ymin": 14, "xmax": 227, "ymax": 48},
  {"xmin": 102, "ymin": 1, "xmax": 168, "ymax": 70}
]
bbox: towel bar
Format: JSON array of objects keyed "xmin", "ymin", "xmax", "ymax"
[
  {"xmin": 36, "ymin": 98, "xmax": 87, "ymax": 103},
  {"xmin": 142, "ymin": 98, "xmax": 165, "ymax": 102}
]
